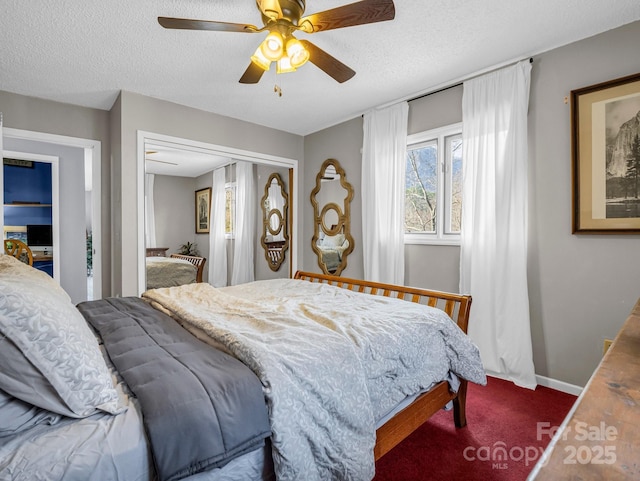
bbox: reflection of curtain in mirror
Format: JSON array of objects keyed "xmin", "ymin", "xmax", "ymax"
[
  {"xmin": 268, "ymin": 181, "xmax": 284, "ymax": 241},
  {"xmin": 209, "ymin": 167, "xmax": 228, "ymax": 287},
  {"xmin": 362, "ymin": 101, "xmax": 408, "ymax": 285},
  {"xmin": 144, "ymin": 173, "xmax": 156, "ymax": 248},
  {"xmin": 231, "ymin": 161, "xmax": 256, "ymax": 285}
]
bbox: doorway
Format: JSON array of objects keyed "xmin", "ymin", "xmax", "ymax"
[
  {"xmin": 1, "ymin": 127, "xmax": 102, "ymax": 302},
  {"xmin": 3, "ymin": 151, "xmax": 60, "ymax": 281}
]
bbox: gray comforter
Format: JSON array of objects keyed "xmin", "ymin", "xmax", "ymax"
[
  {"xmin": 143, "ymin": 279, "xmax": 486, "ymax": 481},
  {"xmin": 78, "ymin": 297, "xmax": 270, "ymax": 481}
]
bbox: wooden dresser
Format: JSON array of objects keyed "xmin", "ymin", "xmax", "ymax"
[
  {"xmin": 146, "ymin": 247, "xmax": 169, "ymax": 257},
  {"xmin": 528, "ymin": 299, "xmax": 640, "ymax": 480}
]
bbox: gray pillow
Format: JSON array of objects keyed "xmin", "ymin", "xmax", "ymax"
[
  {"xmin": 0, "ymin": 387, "xmax": 61, "ymax": 438},
  {"xmin": 0, "ymin": 255, "xmax": 125, "ymax": 418}
]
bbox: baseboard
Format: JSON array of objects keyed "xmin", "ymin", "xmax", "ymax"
[
  {"xmin": 483, "ymin": 372, "xmax": 583, "ymax": 396},
  {"xmin": 535, "ymin": 374, "xmax": 583, "ymax": 396}
]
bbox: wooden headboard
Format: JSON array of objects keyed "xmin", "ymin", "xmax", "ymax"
[
  {"xmin": 169, "ymin": 254, "xmax": 207, "ymax": 283},
  {"xmin": 293, "ymin": 271, "xmax": 472, "ymax": 333}
]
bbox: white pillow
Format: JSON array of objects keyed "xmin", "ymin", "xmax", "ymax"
[
  {"xmin": 0, "ymin": 257, "xmax": 124, "ymax": 418},
  {"xmin": 323, "ymin": 234, "xmax": 346, "ymax": 247},
  {"xmin": 0, "ymin": 254, "xmax": 70, "ymax": 302}
]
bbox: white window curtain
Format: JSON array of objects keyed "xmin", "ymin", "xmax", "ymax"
[
  {"xmin": 361, "ymin": 101, "xmax": 409, "ymax": 285},
  {"xmin": 144, "ymin": 173, "xmax": 156, "ymax": 248},
  {"xmin": 209, "ymin": 167, "xmax": 228, "ymax": 287},
  {"xmin": 459, "ymin": 60, "xmax": 536, "ymax": 389},
  {"xmin": 231, "ymin": 161, "xmax": 256, "ymax": 285}
]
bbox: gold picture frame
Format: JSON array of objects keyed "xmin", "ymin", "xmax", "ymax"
[
  {"xmin": 572, "ymin": 72, "xmax": 640, "ymax": 233},
  {"xmin": 195, "ymin": 187, "xmax": 212, "ymax": 234}
]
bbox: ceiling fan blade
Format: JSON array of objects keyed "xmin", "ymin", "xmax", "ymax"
[
  {"xmin": 158, "ymin": 17, "xmax": 259, "ymax": 33},
  {"xmin": 239, "ymin": 62, "xmax": 267, "ymax": 84},
  {"xmin": 300, "ymin": 40, "xmax": 355, "ymax": 83},
  {"xmin": 298, "ymin": 0, "xmax": 395, "ymax": 33}
]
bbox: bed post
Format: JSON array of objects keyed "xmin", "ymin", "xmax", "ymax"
[{"xmin": 453, "ymin": 379, "xmax": 468, "ymax": 428}]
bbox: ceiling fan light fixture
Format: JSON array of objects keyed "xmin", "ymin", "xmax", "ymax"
[
  {"xmin": 250, "ymin": 46, "xmax": 272, "ymax": 71},
  {"xmin": 260, "ymin": 31, "xmax": 284, "ymax": 61},
  {"xmin": 286, "ymin": 37, "xmax": 309, "ymax": 68},
  {"xmin": 276, "ymin": 56, "xmax": 296, "ymax": 74}
]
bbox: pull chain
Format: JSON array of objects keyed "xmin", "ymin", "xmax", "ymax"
[{"xmin": 272, "ymin": 67, "xmax": 283, "ymax": 97}]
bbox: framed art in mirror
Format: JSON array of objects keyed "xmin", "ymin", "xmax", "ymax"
[
  {"xmin": 195, "ymin": 187, "xmax": 212, "ymax": 234},
  {"xmin": 572, "ymin": 72, "xmax": 640, "ymax": 233}
]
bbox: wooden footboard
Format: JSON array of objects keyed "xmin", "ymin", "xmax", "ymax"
[
  {"xmin": 293, "ymin": 270, "xmax": 473, "ymax": 460},
  {"xmin": 169, "ymin": 254, "xmax": 207, "ymax": 283}
]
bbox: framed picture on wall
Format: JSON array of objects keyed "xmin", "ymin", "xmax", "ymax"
[
  {"xmin": 195, "ymin": 187, "xmax": 212, "ymax": 234},
  {"xmin": 572, "ymin": 72, "xmax": 640, "ymax": 233}
]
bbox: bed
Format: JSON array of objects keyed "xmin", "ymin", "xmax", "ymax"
[
  {"xmin": 316, "ymin": 233, "xmax": 349, "ymax": 273},
  {"xmin": 0, "ymin": 255, "xmax": 486, "ymax": 481},
  {"xmin": 145, "ymin": 253, "xmax": 206, "ymax": 289}
]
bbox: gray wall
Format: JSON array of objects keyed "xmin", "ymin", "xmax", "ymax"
[
  {"xmin": 303, "ymin": 117, "xmax": 364, "ymax": 277},
  {"xmin": 114, "ymin": 91, "xmax": 304, "ymax": 296},
  {"xmin": 527, "ymin": 21, "xmax": 640, "ymax": 386},
  {"xmin": 4, "ymin": 138, "xmax": 87, "ymax": 303},
  {"xmin": 303, "ymin": 20, "xmax": 640, "ymax": 386},
  {"xmin": 0, "ymin": 91, "xmax": 112, "ymax": 296},
  {"xmin": 153, "ymin": 174, "xmax": 196, "ymax": 256}
]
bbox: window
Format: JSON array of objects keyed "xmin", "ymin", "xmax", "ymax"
[
  {"xmin": 405, "ymin": 122, "xmax": 462, "ymax": 245},
  {"xmin": 225, "ymin": 182, "xmax": 236, "ymax": 238}
]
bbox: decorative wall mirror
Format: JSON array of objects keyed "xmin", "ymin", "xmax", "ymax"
[
  {"xmin": 260, "ymin": 173, "xmax": 289, "ymax": 271},
  {"xmin": 310, "ymin": 158, "xmax": 354, "ymax": 276}
]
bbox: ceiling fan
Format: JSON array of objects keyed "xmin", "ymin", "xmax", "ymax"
[{"xmin": 158, "ymin": 0, "xmax": 395, "ymax": 84}]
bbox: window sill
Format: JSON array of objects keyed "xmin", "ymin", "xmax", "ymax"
[{"xmin": 404, "ymin": 235, "xmax": 461, "ymax": 247}]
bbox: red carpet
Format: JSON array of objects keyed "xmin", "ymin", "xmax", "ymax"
[{"xmin": 374, "ymin": 376, "xmax": 577, "ymax": 481}]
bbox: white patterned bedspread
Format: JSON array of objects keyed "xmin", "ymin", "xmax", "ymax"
[
  {"xmin": 146, "ymin": 257, "xmax": 196, "ymax": 289},
  {"xmin": 143, "ymin": 279, "xmax": 486, "ymax": 481}
]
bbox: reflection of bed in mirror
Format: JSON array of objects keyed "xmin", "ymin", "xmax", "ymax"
[
  {"xmin": 316, "ymin": 232, "xmax": 349, "ymax": 273},
  {"xmin": 142, "ymin": 134, "xmax": 299, "ymax": 292},
  {"xmin": 145, "ymin": 253, "xmax": 206, "ymax": 289}
]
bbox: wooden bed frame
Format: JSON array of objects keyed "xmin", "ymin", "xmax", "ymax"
[
  {"xmin": 169, "ymin": 254, "xmax": 207, "ymax": 283},
  {"xmin": 293, "ymin": 271, "xmax": 473, "ymax": 460}
]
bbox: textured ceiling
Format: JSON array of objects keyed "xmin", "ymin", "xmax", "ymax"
[{"xmin": 1, "ymin": 1, "xmax": 640, "ymax": 136}]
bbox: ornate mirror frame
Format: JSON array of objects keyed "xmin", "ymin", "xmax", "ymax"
[
  {"xmin": 310, "ymin": 158, "xmax": 354, "ymax": 276},
  {"xmin": 260, "ymin": 173, "xmax": 289, "ymax": 271}
]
